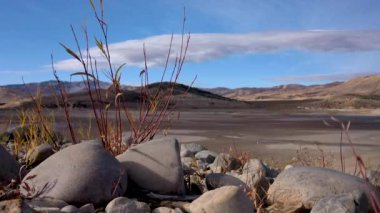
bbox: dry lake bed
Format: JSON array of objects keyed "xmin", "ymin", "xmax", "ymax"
[{"xmin": 1, "ymin": 108, "xmax": 379, "ymax": 171}]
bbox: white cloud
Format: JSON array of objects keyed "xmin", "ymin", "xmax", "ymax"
[{"xmin": 54, "ymin": 30, "xmax": 380, "ymax": 71}]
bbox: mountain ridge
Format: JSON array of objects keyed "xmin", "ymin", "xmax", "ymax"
[{"xmin": 1, "ymin": 74, "xmax": 380, "ymax": 109}]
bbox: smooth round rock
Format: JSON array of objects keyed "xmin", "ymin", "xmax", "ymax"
[
  {"xmin": 209, "ymin": 153, "xmax": 241, "ymax": 173},
  {"xmin": 78, "ymin": 203, "xmax": 95, "ymax": 213},
  {"xmin": 205, "ymin": 173, "xmax": 249, "ymax": 192},
  {"xmin": 152, "ymin": 207, "xmax": 183, "ymax": 213},
  {"xmin": 117, "ymin": 137, "xmax": 185, "ymax": 195},
  {"xmin": 310, "ymin": 192, "xmax": 369, "ymax": 213},
  {"xmin": 189, "ymin": 186, "xmax": 255, "ymax": 213},
  {"xmin": 181, "ymin": 143, "xmax": 205, "ymax": 157},
  {"xmin": 105, "ymin": 197, "xmax": 150, "ymax": 213},
  {"xmin": 20, "ymin": 141, "xmax": 128, "ymax": 205},
  {"xmin": 267, "ymin": 166, "xmax": 380, "ymax": 211},
  {"xmin": 61, "ymin": 205, "xmax": 78, "ymax": 213},
  {"xmin": 0, "ymin": 145, "xmax": 20, "ymax": 185}
]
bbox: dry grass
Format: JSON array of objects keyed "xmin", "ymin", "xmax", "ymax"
[
  {"xmin": 77, "ymin": 116, "xmax": 93, "ymax": 141},
  {"xmin": 53, "ymin": 0, "xmax": 192, "ymax": 156},
  {"xmin": 322, "ymin": 117, "xmax": 380, "ymax": 212},
  {"xmin": 4, "ymin": 89, "xmax": 59, "ymax": 161},
  {"xmin": 291, "ymin": 145, "xmax": 334, "ymax": 168},
  {"xmin": 226, "ymin": 143, "xmax": 251, "ymax": 168}
]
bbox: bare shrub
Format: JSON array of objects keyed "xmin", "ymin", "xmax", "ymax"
[{"xmin": 55, "ymin": 0, "xmax": 191, "ymax": 155}]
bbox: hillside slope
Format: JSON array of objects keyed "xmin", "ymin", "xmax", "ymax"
[
  {"xmin": 326, "ymin": 75, "xmax": 380, "ymax": 96},
  {"xmin": 2, "ymin": 74, "xmax": 380, "ymax": 110},
  {"xmin": 206, "ymin": 74, "xmax": 380, "ymax": 102},
  {"xmin": 6, "ymin": 82, "xmax": 249, "ymax": 109}
]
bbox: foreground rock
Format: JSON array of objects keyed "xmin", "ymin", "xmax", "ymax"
[
  {"xmin": 195, "ymin": 150, "xmax": 217, "ymax": 164},
  {"xmin": 267, "ymin": 166, "xmax": 380, "ymax": 211},
  {"xmin": 205, "ymin": 173, "xmax": 249, "ymax": 192},
  {"xmin": 180, "ymin": 143, "xmax": 205, "ymax": 158},
  {"xmin": 25, "ymin": 144, "xmax": 55, "ymax": 167},
  {"xmin": 233, "ymin": 159, "xmax": 269, "ymax": 189},
  {"xmin": 209, "ymin": 153, "xmax": 241, "ymax": 173},
  {"xmin": 152, "ymin": 207, "xmax": 183, "ymax": 213},
  {"xmin": 105, "ymin": 197, "xmax": 150, "ymax": 213},
  {"xmin": 61, "ymin": 205, "xmax": 78, "ymax": 213},
  {"xmin": 20, "ymin": 140, "xmax": 128, "ymax": 205},
  {"xmin": 25, "ymin": 198, "xmax": 68, "ymax": 210},
  {"xmin": 78, "ymin": 203, "xmax": 95, "ymax": 213},
  {"xmin": 242, "ymin": 159, "xmax": 267, "ymax": 178},
  {"xmin": 189, "ymin": 186, "xmax": 254, "ymax": 213},
  {"xmin": 117, "ymin": 137, "xmax": 185, "ymax": 195},
  {"xmin": 0, "ymin": 144, "xmax": 20, "ymax": 184},
  {"xmin": 310, "ymin": 192, "xmax": 369, "ymax": 213}
]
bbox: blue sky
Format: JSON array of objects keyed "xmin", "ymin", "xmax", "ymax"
[{"xmin": 1, "ymin": 0, "xmax": 380, "ymax": 88}]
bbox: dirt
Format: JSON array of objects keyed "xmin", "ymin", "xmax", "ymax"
[{"xmin": 1, "ymin": 107, "xmax": 379, "ymax": 172}]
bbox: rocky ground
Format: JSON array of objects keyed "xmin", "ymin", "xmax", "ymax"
[{"xmin": 0, "ymin": 134, "xmax": 380, "ymax": 213}]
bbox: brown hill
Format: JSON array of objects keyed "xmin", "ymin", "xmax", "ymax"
[
  {"xmin": 2, "ymin": 74, "xmax": 380, "ymax": 110},
  {"xmin": 13, "ymin": 82, "xmax": 249, "ymax": 110},
  {"xmin": 0, "ymin": 87, "xmax": 29, "ymax": 107},
  {"xmin": 326, "ymin": 75, "xmax": 380, "ymax": 96},
  {"xmin": 206, "ymin": 82, "xmax": 342, "ymax": 101},
  {"xmin": 206, "ymin": 74, "xmax": 380, "ymax": 102}
]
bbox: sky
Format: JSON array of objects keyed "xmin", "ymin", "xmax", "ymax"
[{"xmin": 1, "ymin": 0, "xmax": 380, "ymax": 88}]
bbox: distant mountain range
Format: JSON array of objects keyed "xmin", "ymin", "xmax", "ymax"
[
  {"xmin": 0, "ymin": 81, "xmax": 244, "ymax": 109},
  {"xmin": 205, "ymin": 75, "xmax": 380, "ymax": 101},
  {"xmin": 1, "ymin": 74, "xmax": 380, "ymax": 110}
]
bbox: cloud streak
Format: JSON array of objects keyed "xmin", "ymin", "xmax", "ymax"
[{"xmin": 54, "ymin": 30, "xmax": 380, "ymax": 70}]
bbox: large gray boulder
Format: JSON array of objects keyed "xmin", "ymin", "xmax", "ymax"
[
  {"xmin": 117, "ymin": 137, "xmax": 185, "ymax": 195},
  {"xmin": 310, "ymin": 192, "xmax": 369, "ymax": 213},
  {"xmin": 189, "ymin": 186, "xmax": 254, "ymax": 213},
  {"xmin": 105, "ymin": 197, "xmax": 150, "ymax": 213},
  {"xmin": 0, "ymin": 144, "xmax": 20, "ymax": 184},
  {"xmin": 267, "ymin": 166, "xmax": 380, "ymax": 211},
  {"xmin": 20, "ymin": 141, "xmax": 128, "ymax": 205}
]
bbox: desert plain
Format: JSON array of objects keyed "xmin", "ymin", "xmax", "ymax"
[{"xmin": 2, "ymin": 106, "xmax": 378, "ymax": 172}]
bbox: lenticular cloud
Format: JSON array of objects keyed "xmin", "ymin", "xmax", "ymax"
[{"xmin": 54, "ymin": 30, "xmax": 380, "ymax": 70}]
